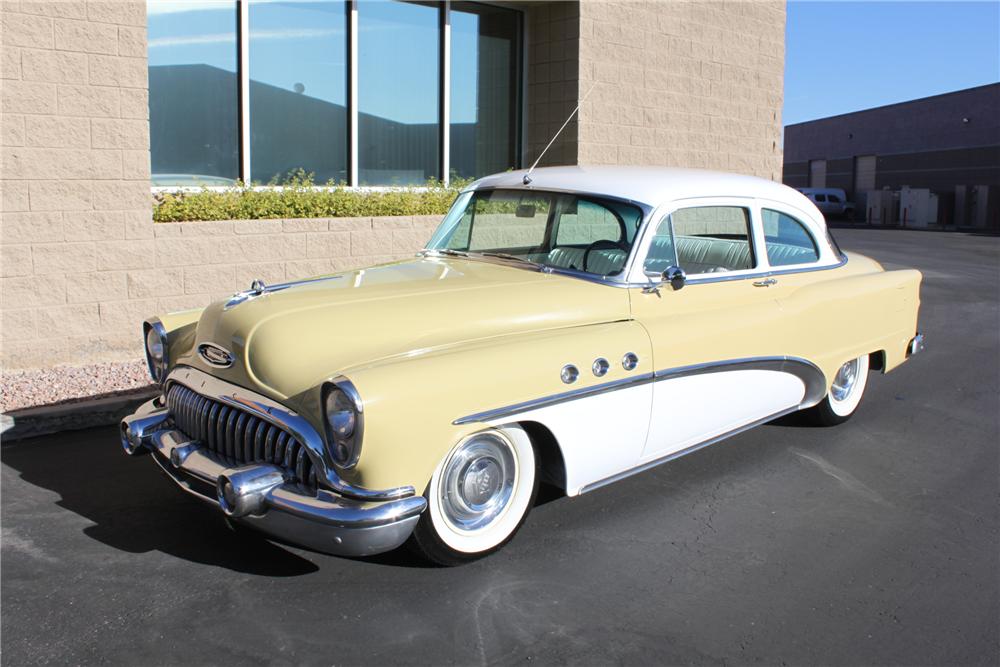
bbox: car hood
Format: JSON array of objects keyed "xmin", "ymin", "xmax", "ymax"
[{"xmin": 184, "ymin": 257, "xmax": 630, "ymax": 400}]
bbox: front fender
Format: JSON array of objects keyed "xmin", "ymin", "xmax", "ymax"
[{"xmin": 340, "ymin": 320, "xmax": 653, "ymax": 494}]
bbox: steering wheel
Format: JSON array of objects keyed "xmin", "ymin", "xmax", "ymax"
[{"xmin": 583, "ymin": 239, "xmax": 629, "ymax": 274}]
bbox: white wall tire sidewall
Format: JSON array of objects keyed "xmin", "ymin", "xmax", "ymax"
[
  {"xmin": 428, "ymin": 425, "xmax": 535, "ymax": 554},
  {"xmin": 828, "ymin": 355, "xmax": 869, "ymax": 417}
]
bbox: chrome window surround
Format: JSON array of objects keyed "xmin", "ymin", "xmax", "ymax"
[
  {"xmin": 423, "ymin": 185, "xmax": 655, "ymax": 287},
  {"xmin": 427, "ymin": 187, "xmax": 849, "ymax": 289},
  {"xmin": 164, "ymin": 365, "xmax": 414, "ymax": 502},
  {"xmin": 453, "ymin": 356, "xmax": 827, "ymax": 426},
  {"xmin": 143, "ymin": 317, "xmax": 169, "ymax": 385}
]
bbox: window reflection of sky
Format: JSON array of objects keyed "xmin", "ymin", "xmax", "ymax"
[{"xmin": 148, "ymin": 0, "xmax": 486, "ymax": 125}]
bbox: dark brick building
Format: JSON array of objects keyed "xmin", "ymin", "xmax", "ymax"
[{"xmin": 783, "ymin": 84, "xmax": 1000, "ymax": 229}]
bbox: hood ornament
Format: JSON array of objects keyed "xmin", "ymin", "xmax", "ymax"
[{"xmin": 223, "ymin": 275, "xmax": 344, "ymax": 310}]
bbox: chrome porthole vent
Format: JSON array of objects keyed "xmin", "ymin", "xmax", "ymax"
[
  {"xmin": 560, "ymin": 364, "xmax": 579, "ymax": 384},
  {"xmin": 622, "ymin": 352, "xmax": 639, "ymax": 371},
  {"xmin": 592, "ymin": 358, "xmax": 610, "ymax": 377}
]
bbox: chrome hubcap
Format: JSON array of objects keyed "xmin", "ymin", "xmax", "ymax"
[
  {"xmin": 831, "ymin": 358, "xmax": 860, "ymax": 402},
  {"xmin": 441, "ymin": 433, "xmax": 516, "ymax": 531}
]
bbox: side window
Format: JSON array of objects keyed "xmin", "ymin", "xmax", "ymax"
[
  {"xmin": 827, "ymin": 194, "xmax": 841, "ymax": 203},
  {"xmin": 761, "ymin": 209, "xmax": 820, "ymax": 266},
  {"xmin": 814, "ymin": 193, "xmax": 827, "ymax": 202},
  {"xmin": 644, "ymin": 206, "xmax": 755, "ymax": 275}
]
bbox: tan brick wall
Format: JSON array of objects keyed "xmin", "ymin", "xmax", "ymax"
[
  {"xmin": 524, "ymin": 1, "xmax": 580, "ymax": 167},
  {"xmin": 1, "ymin": 0, "xmax": 148, "ymax": 368},
  {"xmin": 577, "ymin": 0, "xmax": 785, "ymax": 180},
  {"xmin": 1, "ymin": 213, "xmax": 439, "ymax": 370}
]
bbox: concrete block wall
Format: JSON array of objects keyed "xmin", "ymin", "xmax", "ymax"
[
  {"xmin": 0, "ymin": 213, "xmax": 439, "ymax": 370},
  {"xmin": 524, "ymin": 1, "xmax": 580, "ymax": 168},
  {"xmin": 1, "ymin": 0, "xmax": 153, "ymax": 369},
  {"xmin": 576, "ymin": 0, "xmax": 785, "ymax": 180}
]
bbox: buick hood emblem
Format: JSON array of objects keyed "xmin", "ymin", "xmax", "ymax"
[{"xmin": 198, "ymin": 343, "xmax": 235, "ymax": 368}]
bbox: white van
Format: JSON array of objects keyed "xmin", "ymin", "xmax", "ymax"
[{"xmin": 798, "ymin": 188, "xmax": 855, "ymax": 219}]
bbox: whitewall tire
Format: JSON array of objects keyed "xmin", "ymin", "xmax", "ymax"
[
  {"xmin": 807, "ymin": 354, "xmax": 870, "ymax": 426},
  {"xmin": 409, "ymin": 425, "xmax": 539, "ymax": 566}
]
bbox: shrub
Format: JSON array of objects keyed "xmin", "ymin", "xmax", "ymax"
[{"xmin": 153, "ymin": 170, "xmax": 470, "ymax": 222}]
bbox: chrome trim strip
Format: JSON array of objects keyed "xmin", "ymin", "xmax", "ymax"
[
  {"xmin": 452, "ymin": 356, "xmax": 827, "ymax": 425},
  {"xmin": 453, "ymin": 372, "xmax": 656, "ymax": 425},
  {"xmin": 652, "ymin": 356, "xmax": 827, "ymax": 408},
  {"xmin": 678, "ymin": 254, "xmax": 850, "ymax": 287},
  {"xmin": 164, "ymin": 366, "xmax": 414, "ymax": 502},
  {"xmin": 579, "ymin": 404, "xmax": 801, "ymax": 494}
]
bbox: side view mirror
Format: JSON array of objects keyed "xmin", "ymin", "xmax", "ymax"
[{"xmin": 663, "ymin": 265, "xmax": 686, "ymax": 291}]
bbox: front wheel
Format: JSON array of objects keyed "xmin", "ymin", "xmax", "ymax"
[
  {"xmin": 805, "ymin": 354, "xmax": 870, "ymax": 426},
  {"xmin": 409, "ymin": 425, "xmax": 539, "ymax": 566}
]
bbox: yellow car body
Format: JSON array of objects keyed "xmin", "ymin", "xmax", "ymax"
[{"xmin": 121, "ymin": 166, "xmax": 922, "ymax": 560}]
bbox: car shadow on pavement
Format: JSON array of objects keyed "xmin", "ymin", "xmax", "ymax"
[{"xmin": 1, "ymin": 425, "xmax": 320, "ymax": 576}]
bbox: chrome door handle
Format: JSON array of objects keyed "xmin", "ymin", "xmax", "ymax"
[{"xmin": 752, "ymin": 278, "xmax": 777, "ymax": 287}]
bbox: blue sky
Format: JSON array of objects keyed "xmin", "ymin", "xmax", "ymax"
[{"xmin": 784, "ymin": 1, "xmax": 1000, "ymax": 126}]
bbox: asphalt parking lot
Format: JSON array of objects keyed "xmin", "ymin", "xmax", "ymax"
[{"xmin": 3, "ymin": 229, "xmax": 998, "ymax": 666}]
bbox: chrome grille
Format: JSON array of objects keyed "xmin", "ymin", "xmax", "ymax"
[{"xmin": 166, "ymin": 383, "xmax": 317, "ymax": 489}]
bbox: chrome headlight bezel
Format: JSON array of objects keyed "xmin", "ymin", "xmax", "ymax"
[
  {"xmin": 143, "ymin": 319, "xmax": 168, "ymax": 384},
  {"xmin": 322, "ymin": 377, "xmax": 364, "ymax": 469}
]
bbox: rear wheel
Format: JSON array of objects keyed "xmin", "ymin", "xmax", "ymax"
[
  {"xmin": 409, "ymin": 425, "xmax": 539, "ymax": 566},
  {"xmin": 806, "ymin": 354, "xmax": 870, "ymax": 426}
]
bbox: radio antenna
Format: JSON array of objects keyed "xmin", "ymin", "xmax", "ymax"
[{"xmin": 523, "ymin": 82, "xmax": 597, "ymax": 185}]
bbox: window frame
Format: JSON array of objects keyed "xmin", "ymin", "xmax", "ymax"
[
  {"xmin": 634, "ymin": 198, "xmax": 763, "ymax": 283},
  {"xmin": 628, "ymin": 196, "xmax": 844, "ymax": 286},
  {"xmin": 151, "ymin": 0, "xmax": 524, "ymax": 189},
  {"xmin": 759, "ymin": 207, "xmax": 822, "ymax": 268}
]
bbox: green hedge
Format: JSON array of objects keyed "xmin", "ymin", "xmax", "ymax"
[{"xmin": 153, "ymin": 171, "xmax": 468, "ymax": 222}]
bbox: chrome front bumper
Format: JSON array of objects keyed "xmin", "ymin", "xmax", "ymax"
[
  {"xmin": 121, "ymin": 398, "xmax": 426, "ymax": 557},
  {"xmin": 907, "ymin": 332, "xmax": 925, "ymax": 357}
]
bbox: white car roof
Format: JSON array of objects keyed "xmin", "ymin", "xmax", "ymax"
[{"xmin": 468, "ymin": 165, "xmax": 814, "ymax": 211}]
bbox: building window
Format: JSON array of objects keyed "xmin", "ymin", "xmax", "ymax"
[
  {"xmin": 450, "ymin": 2, "xmax": 521, "ymax": 181},
  {"xmin": 249, "ymin": 1, "xmax": 348, "ymax": 184},
  {"xmin": 148, "ymin": 0, "xmax": 240, "ymax": 186},
  {"xmin": 358, "ymin": 0, "xmax": 439, "ymax": 185},
  {"xmin": 147, "ymin": 0, "xmax": 522, "ymax": 188}
]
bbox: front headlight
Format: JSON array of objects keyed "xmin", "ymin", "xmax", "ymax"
[
  {"xmin": 323, "ymin": 378, "xmax": 364, "ymax": 469},
  {"xmin": 144, "ymin": 320, "xmax": 167, "ymax": 384}
]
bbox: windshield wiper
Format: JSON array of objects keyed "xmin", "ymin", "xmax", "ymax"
[
  {"xmin": 478, "ymin": 251, "xmax": 537, "ymax": 265},
  {"xmin": 425, "ymin": 248, "xmax": 469, "ymax": 257}
]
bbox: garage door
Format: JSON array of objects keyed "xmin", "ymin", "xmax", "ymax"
[
  {"xmin": 809, "ymin": 160, "xmax": 827, "ymax": 188},
  {"xmin": 854, "ymin": 155, "xmax": 876, "ymax": 193}
]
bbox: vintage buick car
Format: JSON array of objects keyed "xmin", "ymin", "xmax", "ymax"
[{"xmin": 121, "ymin": 166, "xmax": 923, "ymax": 565}]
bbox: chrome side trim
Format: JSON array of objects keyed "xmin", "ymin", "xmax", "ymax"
[
  {"xmin": 652, "ymin": 356, "xmax": 827, "ymax": 408},
  {"xmin": 453, "ymin": 372, "xmax": 656, "ymax": 425},
  {"xmin": 452, "ymin": 356, "xmax": 827, "ymax": 425},
  {"xmin": 579, "ymin": 404, "xmax": 800, "ymax": 494},
  {"xmin": 165, "ymin": 366, "xmax": 414, "ymax": 502}
]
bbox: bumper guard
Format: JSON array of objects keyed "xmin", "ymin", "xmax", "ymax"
[{"xmin": 121, "ymin": 398, "xmax": 426, "ymax": 557}]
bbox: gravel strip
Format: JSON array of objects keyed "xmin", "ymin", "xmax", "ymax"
[{"xmin": 1, "ymin": 360, "xmax": 154, "ymax": 413}]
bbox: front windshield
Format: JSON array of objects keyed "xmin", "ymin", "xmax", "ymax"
[{"xmin": 426, "ymin": 189, "xmax": 645, "ymax": 277}]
